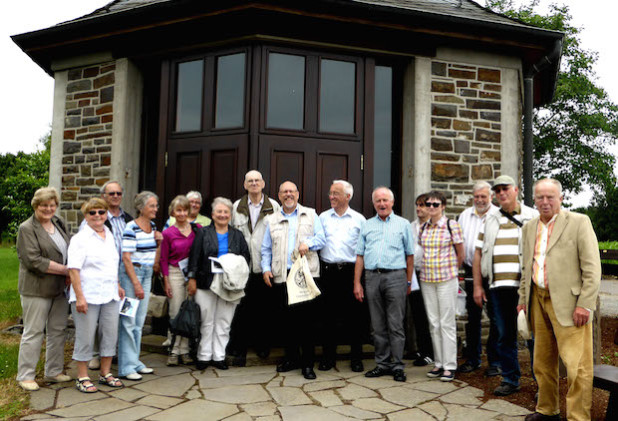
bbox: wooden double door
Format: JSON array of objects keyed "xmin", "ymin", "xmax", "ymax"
[{"xmin": 159, "ymin": 45, "xmax": 388, "ymax": 215}]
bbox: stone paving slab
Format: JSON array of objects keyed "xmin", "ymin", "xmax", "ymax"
[
  {"xmin": 28, "ymin": 387, "xmax": 56, "ymax": 411},
  {"xmin": 439, "ymin": 385, "xmax": 484, "ymax": 405},
  {"xmin": 22, "ymin": 350, "xmax": 535, "ymax": 421},
  {"xmin": 481, "ymin": 399, "xmax": 532, "ymax": 416},
  {"xmin": 379, "ymin": 385, "xmax": 438, "ymax": 407},
  {"xmin": 338, "ymin": 383, "xmax": 378, "ymax": 400},
  {"xmin": 144, "ymin": 399, "xmax": 238, "ymax": 420},
  {"xmin": 46, "ymin": 397, "xmax": 133, "ymax": 418},
  {"xmin": 279, "ymin": 405, "xmax": 354, "ymax": 420},
  {"xmin": 202, "ymin": 384, "xmax": 271, "ymax": 404},
  {"xmin": 133, "ymin": 394, "xmax": 184, "ymax": 409},
  {"xmin": 92, "ymin": 405, "xmax": 160, "ymax": 421},
  {"xmin": 133, "ymin": 373, "xmax": 196, "ymax": 397},
  {"xmin": 329, "ymin": 404, "xmax": 383, "ymax": 419},
  {"xmin": 352, "ymin": 397, "xmax": 406, "ymax": 414},
  {"xmin": 387, "ymin": 408, "xmax": 435, "ymax": 421},
  {"xmin": 309, "ymin": 390, "xmax": 343, "ymax": 407},
  {"xmin": 241, "ymin": 401, "xmax": 278, "ymax": 417},
  {"xmin": 268, "ymin": 386, "xmax": 312, "ymax": 406}
]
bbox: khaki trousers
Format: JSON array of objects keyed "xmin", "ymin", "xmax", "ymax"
[
  {"xmin": 530, "ymin": 284, "xmax": 593, "ymax": 421},
  {"xmin": 17, "ymin": 294, "xmax": 68, "ymax": 381}
]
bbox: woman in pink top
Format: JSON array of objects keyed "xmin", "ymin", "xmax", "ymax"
[{"xmin": 160, "ymin": 195, "xmax": 200, "ymax": 366}]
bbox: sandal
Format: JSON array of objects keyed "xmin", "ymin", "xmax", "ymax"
[
  {"xmin": 99, "ymin": 373, "xmax": 124, "ymax": 388},
  {"xmin": 76, "ymin": 377, "xmax": 98, "ymax": 393}
]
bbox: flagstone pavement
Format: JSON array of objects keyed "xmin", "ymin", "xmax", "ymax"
[{"xmin": 22, "ymin": 352, "xmax": 532, "ymax": 421}]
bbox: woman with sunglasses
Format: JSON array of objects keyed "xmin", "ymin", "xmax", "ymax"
[
  {"xmin": 67, "ymin": 198, "xmax": 125, "ymax": 392},
  {"xmin": 418, "ymin": 191, "xmax": 464, "ymax": 382}
]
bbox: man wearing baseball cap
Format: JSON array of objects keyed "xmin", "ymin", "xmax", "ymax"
[{"xmin": 472, "ymin": 175, "xmax": 538, "ymax": 396}]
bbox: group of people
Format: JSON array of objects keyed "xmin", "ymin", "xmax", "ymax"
[{"xmin": 15, "ymin": 172, "xmax": 600, "ymax": 421}]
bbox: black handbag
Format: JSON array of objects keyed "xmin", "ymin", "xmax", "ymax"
[
  {"xmin": 169, "ymin": 296, "xmax": 202, "ymax": 358},
  {"xmin": 169, "ymin": 297, "xmax": 201, "ymax": 340}
]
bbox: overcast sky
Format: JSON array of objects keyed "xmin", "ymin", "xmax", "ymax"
[{"xmin": 1, "ymin": 0, "xmax": 616, "ymax": 203}]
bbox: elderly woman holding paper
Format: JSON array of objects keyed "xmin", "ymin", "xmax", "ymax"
[
  {"xmin": 118, "ymin": 191, "xmax": 162, "ymax": 380},
  {"xmin": 68, "ymin": 198, "xmax": 125, "ymax": 392},
  {"xmin": 187, "ymin": 197, "xmax": 250, "ymax": 371}
]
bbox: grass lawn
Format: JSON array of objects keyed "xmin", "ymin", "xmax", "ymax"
[{"xmin": 0, "ymin": 247, "xmax": 30, "ymax": 420}]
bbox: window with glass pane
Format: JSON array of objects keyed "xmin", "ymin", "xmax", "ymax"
[
  {"xmin": 320, "ymin": 59, "xmax": 356, "ymax": 134},
  {"xmin": 267, "ymin": 53, "xmax": 305, "ymax": 130},
  {"xmin": 373, "ymin": 66, "xmax": 392, "ymax": 188},
  {"xmin": 215, "ymin": 53, "xmax": 246, "ymax": 128},
  {"xmin": 175, "ymin": 60, "xmax": 204, "ymax": 132}
]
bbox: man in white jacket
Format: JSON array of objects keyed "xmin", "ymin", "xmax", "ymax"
[{"xmin": 228, "ymin": 170, "xmax": 280, "ymax": 366}]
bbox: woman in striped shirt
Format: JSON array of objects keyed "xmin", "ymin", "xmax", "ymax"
[{"xmin": 118, "ymin": 191, "xmax": 162, "ymax": 380}]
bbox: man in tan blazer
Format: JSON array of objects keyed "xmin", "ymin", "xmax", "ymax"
[{"xmin": 518, "ymin": 178, "xmax": 601, "ymax": 421}]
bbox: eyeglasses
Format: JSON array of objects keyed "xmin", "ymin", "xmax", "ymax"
[
  {"xmin": 106, "ymin": 191, "xmax": 122, "ymax": 197},
  {"xmin": 415, "ymin": 203, "xmax": 425, "ymax": 207},
  {"xmin": 88, "ymin": 210, "xmax": 106, "ymax": 216},
  {"xmin": 493, "ymin": 186, "xmax": 511, "ymax": 193},
  {"xmin": 424, "ymin": 202, "xmax": 441, "ymax": 208}
]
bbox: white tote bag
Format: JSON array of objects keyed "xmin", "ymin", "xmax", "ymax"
[{"xmin": 286, "ymin": 255, "xmax": 321, "ymax": 305}]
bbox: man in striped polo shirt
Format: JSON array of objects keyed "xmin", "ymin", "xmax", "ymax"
[{"xmin": 472, "ymin": 175, "xmax": 538, "ymax": 396}]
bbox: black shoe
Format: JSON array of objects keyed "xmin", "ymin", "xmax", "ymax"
[
  {"xmin": 232, "ymin": 356, "xmax": 246, "ymax": 367},
  {"xmin": 493, "ymin": 382, "xmax": 521, "ymax": 396},
  {"xmin": 525, "ymin": 412, "xmax": 560, "ymax": 421},
  {"xmin": 485, "ymin": 366, "xmax": 502, "ymax": 377},
  {"xmin": 459, "ymin": 361, "xmax": 481, "ymax": 373},
  {"xmin": 212, "ymin": 360, "xmax": 229, "ymax": 370},
  {"xmin": 302, "ymin": 367, "xmax": 317, "ymax": 380},
  {"xmin": 393, "ymin": 369, "xmax": 406, "ymax": 382},
  {"xmin": 413, "ymin": 356, "xmax": 433, "ymax": 367},
  {"xmin": 196, "ymin": 360, "xmax": 210, "ymax": 370},
  {"xmin": 365, "ymin": 366, "xmax": 392, "ymax": 378},
  {"xmin": 276, "ymin": 360, "xmax": 299, "ymax": 372},
  {"xmin": 318, "ymin": 360, "xmax": 335, "ymax": 371},
  {"xmin": 350, "ymin": 359, "xmax": 364, "ymax": 372}
]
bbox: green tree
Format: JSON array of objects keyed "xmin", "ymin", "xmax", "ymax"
[
  {"xmin": 0, "ymin": 132, "xmax": 51, "ymax": 241},
  {"xmin": 486, "ymin": 0, "xmax": 618, "ymax": 199}
]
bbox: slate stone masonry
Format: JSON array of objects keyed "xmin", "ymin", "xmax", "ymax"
[
  {"xmin": 60, "ymin": 62, "xmax": 116, "ymax": 233},
  {"xmin": 430, "ymin": 61, "xmax": 504, "ymax": 215}
]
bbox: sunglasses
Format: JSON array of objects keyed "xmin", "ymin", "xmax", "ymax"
[
  {"xmin": 88, "ymin": 210, "xmax": 106, "ymax": 216},
  {"xmin": 424, "ymin": 202, "xmax": 441, "ymax": 208},
  {"xmin": 493, "ymin": 186, "xmax": 511, "ymax": 193},
  {"xmin": 106, "ymin": 191, "xmax": 122, "ymax": 196}
]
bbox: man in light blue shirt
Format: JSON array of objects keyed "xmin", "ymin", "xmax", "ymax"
[
  {"xmin": 318, "ymin": 180, "xmax": 366, "ymax": 373},
  {"xmin": 261, "ymin": 181, "xmax": 325, "ymax": 380},
  {"xmin": 354, "ymin": 186, "xmax": 414, "ymax": 382}
]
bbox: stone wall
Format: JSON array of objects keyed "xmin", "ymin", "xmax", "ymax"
[
  {"xmin": 430, "ymin": 61, "xmax": 504, "ymax": 215},
  {"xmin": 60, "ymin": 62, "xmax": 116, "ymax": 232}
]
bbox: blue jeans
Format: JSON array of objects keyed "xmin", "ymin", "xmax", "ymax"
[
  {"xmin": 118, "ymin": 264, "xmax": 152, "ymax": 377},
  {"xmin": 489, "ymin": 287, "xmax": 521, "ymax": 386}
]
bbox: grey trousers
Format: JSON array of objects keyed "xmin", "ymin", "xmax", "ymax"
[
  {"xmin": 71, "ymin": 300, "xmax": 119, "ymax": 361},
  {"xmin": 365, "ymin": 269, "xmax": 407, "ymax": 371},
  {"xmin": 17, "ymin": 294, "xmax": 69, "ymax": 381}
]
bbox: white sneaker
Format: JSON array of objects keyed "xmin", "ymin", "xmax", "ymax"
[
  {"xmin": 18, "ymin": 380, "xmax": 39, "ymax": 391},
  {"xmin": 124, "ymin": 372, "xmax": 142, "ymax": 381},
  {"xmin": 44, "ymin": 373, "xmax": 72, "ymax": 383},
  {"xmin": 138, "ymin": 367, "xmax": 154, "ymax": 374},
  {"xmin": 162, "ymin": 338, "xmax": 172, "ymax": 347},
  {"xmin": 88, "ymin": 357, "xmax": 100, "ymax": 370}
]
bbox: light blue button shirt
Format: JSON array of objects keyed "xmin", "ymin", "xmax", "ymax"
[
  {"xmin": 356, "ymin": 213, "xmax": 414, "ymax": 270},
  {"xmin": 261, "ymin": 207, "xmax": 326, "ymax": 272},
  {"xmin": 319, "ymin": 207, "xmax": 366, "ymax": 263}
]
